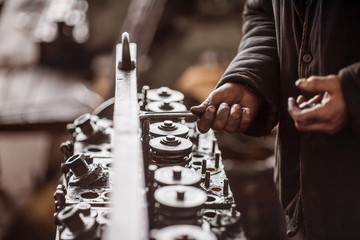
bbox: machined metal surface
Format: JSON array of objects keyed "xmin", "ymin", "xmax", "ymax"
[
  {"xmin": 153, "ymin": 225, "xmax": 217, "ymax": 240},
  {"xmin": 54, "ymin": 32, "xmax": 245, "ymax": 240},
  {"xmin": 154, "ymin": 166, "xmax": 201, "ymax": 186},
  {"xmin": 149, "ymin": 120, "xmax": 189, "ymax": 138}
]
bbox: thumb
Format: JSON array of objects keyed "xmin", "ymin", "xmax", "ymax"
[{"xmin": 295, "ymin": 75, "xmax": 339, "ymax": 93}]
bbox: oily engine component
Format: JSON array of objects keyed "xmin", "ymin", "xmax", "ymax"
[{"xmin": 54, "ymin": 33, "xmax": 245, "ymax": 240}]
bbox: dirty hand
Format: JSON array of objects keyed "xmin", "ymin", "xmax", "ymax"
[
  {"xmin": 190, "ymin": 82, "xmax": 261, "ymax": 133},
  {"xmin": 288, "ymin": 75, "xmax": 348, "ymax": 134}
]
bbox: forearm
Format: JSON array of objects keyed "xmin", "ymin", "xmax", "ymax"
[{"xmin": 217, "ymin": 0, "xmax": 280, "ymax": 136}]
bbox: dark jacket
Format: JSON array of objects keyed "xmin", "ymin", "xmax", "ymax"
[{"xmin": 218, "ymin": 0, "xmax": 360, "ymax": 239}]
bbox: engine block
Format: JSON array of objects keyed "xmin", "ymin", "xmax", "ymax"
[{"xmin": 53, "ymin": 33, "xmax": 245, "ymax": 240}]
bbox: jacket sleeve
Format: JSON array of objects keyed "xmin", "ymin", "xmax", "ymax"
[
  {"xmin": 216, "ymin": 0, "xmax": 280, "ymax": 136},
  {"xmin": 339, "ymin": 62, "xmax": 360, "ymax": 137}
]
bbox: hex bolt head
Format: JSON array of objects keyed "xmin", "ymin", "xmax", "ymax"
[
  {"xmin": 77, "ymin": 203, "xmax": 91, "ymax": 216},
  {"xmin": 74, "ymin": 113, "xmax": 95, "ymax": 136},
  {"xmin": 65, "ymin": 153, "xmax": 90, "ymax": 177},
  {"xmin": 57, "ymin": 206, "xmax": 85, "ymax": 233}
]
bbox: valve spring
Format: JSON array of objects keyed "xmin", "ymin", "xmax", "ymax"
[{"xmin": 149, "ymin": 151, "xmax": 192, "ymax": 167}]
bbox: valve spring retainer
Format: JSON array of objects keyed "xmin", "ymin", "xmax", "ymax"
[
  {"xmin": 149, "ymin": 120, "xmax": 189, "ymax": 138},
  {"xmin": 149, "ymin": 135, "xmax": 193, "ymax": 167},
  {"xmin": 154, "ymin": 186, "xmax": 206, "ymax": 227}
]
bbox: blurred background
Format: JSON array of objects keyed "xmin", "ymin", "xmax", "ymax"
[{"xmin": 0, "ymin": 0, "xmax": 287, "ymax": 239}]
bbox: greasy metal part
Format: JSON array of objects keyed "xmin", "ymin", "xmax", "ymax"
[
  {"xmin": 141, "ymin": 85, "xmax": 150, "ymax": 111},
  {"xmin": 65, "ymin": 153, "xmax": 104, "ymax": 187},
  {"xmin": 106, "ymin": 32, "xmax": 148, "ymax": 240},
  {"xmin": 146, "ymin": 87, "xmax": 184, "ymax": 102},
  {"xmin": 118, "ymin": 32, "xmax": 136, "ymax": 71},
  {"xmin": 215, "ymin": 152, "xmax": 220, "ymax": 169},
  {"xmin": 139, "ymin": 111, "xmax": 197, "ymax": 121},
  {"xmin": 155, "ymin": 185, "xmax": 207, "ymax": 227},
  {"xmin": 155, "ymin": 185, "xmax": 206, "ymax": 210},
  {"xmin": 57, "ymin": 205, "xmax": 100, "ymax": 240},
  {"xmin": 147, "ymin": 101, "xmax": 187, "ymax": 112},
  {"xmin": 73, "ymin": 114, "xmax": 110, "ymax": 144},
  {"xmin": 55, "ymin": 33, "xmax": 244, "ymax": 240},
  {"xmin": 153, "ymin": 225, "xmax": 217, "ymax": 240},
  {"xmin": 60, "ymin": 141, "xmax": 74, "ymax": 160},
  {"xmin": 149, "ymin": 120, "xmax": 189, "ymax": 138},
  {"xmin": 149, "ymin": 136, "xmax": 193, "ymax": 167},
  {"xmin": 154, "ymin": 166, "xmax": 201, "ymax": 186},
  {"xmin": 223, "ymin": 178, "xmax": 229, "ymax": 197},
  {"xmin": 205, "ymin": 171, "xmax": 211, "ymax": 188}
]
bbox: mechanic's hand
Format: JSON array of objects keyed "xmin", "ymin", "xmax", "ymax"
[
  {"xmin": 288, "ymin": 75, "xmax": 348, "ymax": 134},
  {"xmin": 190, "ymin": 82, "xmax": 261, "ymax": 133}
]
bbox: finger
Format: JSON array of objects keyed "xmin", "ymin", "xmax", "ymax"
[
  {"xmin": 308, "ymin": 94, "xmax": 323, "ymax": 104},
  {"xmin": 211, "ymin": 103, "xmax": 230, "ymax": 131},
  {"xmin": 238, "ymin": 107, "xmax": 252, "ymax": 132},
  {"xmin": 224, "ymin": 104, "xmax": 242, "ymax": 133},
  {"xmin": 289, "ymin": 97, "xmax": 329, "ymax": 125},
  {"xmin": 190, "ymin": 99, "xmax": 211, "ymax": 116},
  {"xmin": 296, "ymin": 95, "xmax": 307, "ymax": 105},
  {"xmin": 288, "ymin": 97, "xmax": 300, "ymax": 117},
  {"xmin": 295, "ymin": 75, "xmax": 339, "ymax": 93},
  {"xmin": 298, "ymin": 94, "xmax": 322, "ymax": 109},
  {"xmin": 197, "ymin": 105, "xmax": 216, "ymax": 133}
]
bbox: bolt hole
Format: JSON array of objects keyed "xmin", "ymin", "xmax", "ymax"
[
  {"xmin": 103, "ymin": 192, "xmax": 112, "ymax": 199},
  {"xmin": 192, "ymin": 161, "xmax": 202, "ymax": 166},
  {"xmin": 193, "ymin": 153, "xmax": 204, "ymax": 158},
  {"xmin": 87, "ymin": 147, "xmax": 102, "ymax": 152},
  {"xmin": 204, "ymin": 211, "xmax": 216, "ymax": 218},
  {"xmin": 81, "ymin": 192, "xmax": 99, "ymax": 199},
  {"xmin": 206, "ymin": 196, "xmax": 216, "ymax": 202},
  {"xmin": 211, "ymin": 186, "xmax": 222, "ymax": 192},
  {"xmin": 105, "ymin": 163, "xmax": 112, "ymax": 168},
  {"xmin": 207, "ymin": 167, "xmax": 216, "ymax": 172},
  {"xmin": 107, "ymin": 147, "xmax": 112, "ymax": 152}
]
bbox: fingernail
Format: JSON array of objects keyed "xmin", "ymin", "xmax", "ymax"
[
  {"xmin": 208, "ymin": 106, "xmax": 216, "ymax": 113},
  {"xmin": 295, "ymin": 78, "xmax": 307, "ymax": 87},
  {"xmin": 233, "ymin": 104, "xmax": 240, "ymax": 110},
  {"xmin": 242, "ymin": 107, "xmax": 250, "ymax": 115},
  {"xmin": 220, "ymin": 102, "xmax": 228, "ymax": 107}
]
